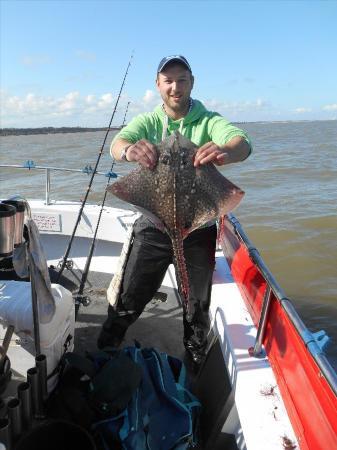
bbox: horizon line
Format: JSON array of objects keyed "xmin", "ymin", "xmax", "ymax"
[{"xmin": 1, "ymin": 117, "xmax": 336, "ymax": 131}]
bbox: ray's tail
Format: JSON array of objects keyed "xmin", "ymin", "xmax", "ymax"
[{"xmin": 171, "ymin": 229, "xmax": 191, "ymax": 316}]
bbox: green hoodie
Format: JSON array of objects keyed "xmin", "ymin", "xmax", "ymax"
[{"xmin": 113, "ymin": 99, "xmax": 252, "ymax": 152}]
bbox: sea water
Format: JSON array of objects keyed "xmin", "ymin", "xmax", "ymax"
[{"xmin": 1, "ymin": 120, "xmax": 336, "ymax": 370}]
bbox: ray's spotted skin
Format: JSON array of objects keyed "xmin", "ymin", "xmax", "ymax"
[{"xmin": 108, "ymin": 131, "xmax": 244, "ymax": 314}]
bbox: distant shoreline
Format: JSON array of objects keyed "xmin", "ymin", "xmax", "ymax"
[
  {"xmin": 1, "ymin": 119, "xmax": 335, "ymax": 137},
  {"xmin": 0, "ymin": 126, "xmax": 123, "ymax": 137}
]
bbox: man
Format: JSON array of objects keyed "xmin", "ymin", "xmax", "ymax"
[{"xmin": 98, "ymin": 55, "xmax": 252, "ymax": 367}]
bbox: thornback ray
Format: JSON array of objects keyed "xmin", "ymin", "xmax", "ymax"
[{"xmin": 107, "ymin": 131, "xmax": 244, "ymax": 317}]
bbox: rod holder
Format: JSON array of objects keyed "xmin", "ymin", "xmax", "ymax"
[
  {"xmin": 27, "ymin": 367, "xmax": 45, "ymax": 419},
  {"xmin": 17, "ymin": 382, "xmax": 33, "ymax": 430},
  {"xmin": 7, "ymin": 398, "xmax": 22, "ymax": 442},
  {"xmin": 35, "ymin": 354, "xmax": 48, "ymax": 402},
  {"xmin": 0, "ymin": 417, "xmax": 12, "ymax": 449}
]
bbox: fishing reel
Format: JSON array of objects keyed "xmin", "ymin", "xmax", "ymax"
[
  {"xmin": 74, "ymin": 293, "xmax": 91, "ymax": 319},
  {"xmin": 75, "ymin": 294, "xmax": 91, "ymax": 307},
  {"xmin": 57, "ymin": 258, "xmax": 74, "ymax": 271}
]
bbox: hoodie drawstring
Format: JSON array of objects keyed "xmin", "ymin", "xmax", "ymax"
[{"xmin": 161, "ymin": 98, "xmax": 194, "ymax": 140}]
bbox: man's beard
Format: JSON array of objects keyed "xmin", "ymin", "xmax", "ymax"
[{"xmin": 167, "ymin": 96, "xmax": 189, "ymax": 113}]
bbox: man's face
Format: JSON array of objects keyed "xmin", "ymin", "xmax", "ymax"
[{"xmin": 156, "ymin": 63, "xmax": 194, "ymax": 116}]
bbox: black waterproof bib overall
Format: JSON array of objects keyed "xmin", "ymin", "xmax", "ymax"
[{"xmin": 99, "ymin": 216, "xmax": 217, "ymax": 355}]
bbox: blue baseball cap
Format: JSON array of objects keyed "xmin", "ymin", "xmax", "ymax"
[{"xmin": 157, "ymin": 55, "xmax": 192, "ymax": 73}]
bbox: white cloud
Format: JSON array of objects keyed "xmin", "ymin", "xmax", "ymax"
[
  {"xmin": 143, "ymin": 89, "xmax": 158, "ymax": 104},
  {"xmin": 0, "ymin": 90, "xmax": 275, "ymax": 127},
  {"xmin": 97, "ymin": 93, "xmax": 114, "ymax": 108},
  {"xmin": 58, "ymin": 92, "xmax": 80, "ymax": 112},
  {"xmin": 0, "ymin": 90, "xmax": 125, "ymax": 127},
  {"xmin": 85, "ymin": 94, "xmax": 95, "ymax": 104},
  {"xmin": 2, "ymin": 88, "xmax": 334, "ymax": 128},
  {"xmin": 322, "ymin": 103, "xmax": 337, "ymax": 111},
  {"xmin": 1, "ymin": 88, "xmax": 162, "ymax": 127},
  {"xmin": 203, "ymin": 98, "xmax": 268, "ymax": 115},
  {"xmin": 2, "ymin": 92, "xmax": 55, "ymax": 116},
  {"xmin": 294, "ymin": 107, "xmax": 312, "ymax": 113},
  {"xmin": 124, "ymin": 90, "xmax": 160, "ymax": 116}
]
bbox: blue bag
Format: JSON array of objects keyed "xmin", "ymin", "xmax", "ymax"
[{"xmin": 93, "ymin": 344, "xmax": 201, "ymax": 450}]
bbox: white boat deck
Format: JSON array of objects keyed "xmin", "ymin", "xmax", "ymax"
[
  {"xmin": 1, "ymin": 200, "xmax": 298, "ymax": 449},
  {"xmin": 210, "ymin": 256, "xmax": 297, "ymax": 449}
]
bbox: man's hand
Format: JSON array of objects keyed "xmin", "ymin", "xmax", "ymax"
[
  {"xmin": 194, "ymin": 136, "xmax": 250, "ymax": 167},
  {"xmin": 194, "ymin": 142, "xmax": 229, "ymax": 167},
  {"xmin": 126, "ymin": 139, "xmax": 157, "ymax": 170}
]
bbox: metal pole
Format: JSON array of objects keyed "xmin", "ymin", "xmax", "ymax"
[
  {"xmin": 249, "ymin": 285, "xmax": 272, "ymax": 357},
  {"xmin": 28, "ymin": 252, "xmax": 41, "ymax": 355},
  {"xmin": 45, "ymin": 168, "xmax": 51, "ymax": 205},
  {"xmin": 0, "ymin": 163, "xmax": 114, "ymax": 176}
]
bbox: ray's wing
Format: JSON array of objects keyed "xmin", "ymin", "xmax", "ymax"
[
  {"xmin": 183, "ymin": 163, "xmax": 244, "ymax": 233},
  {"xmin": 107, "ymin": 166, "xmax": 163, "ymax": 224}
]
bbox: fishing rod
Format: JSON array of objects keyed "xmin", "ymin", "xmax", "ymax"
[
  {"xmin": 122, "ymin": 100, "xmax": 130, "ymax": 126},
  {"xmin": 57, "ymin": 55, "xmax": 133, "ymax": 281},
  {"xmin": 74, "ymin": 101, "xmax": 131, "ymax": 316}
]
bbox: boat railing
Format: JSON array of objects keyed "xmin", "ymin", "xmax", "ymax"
[
  {"xmin": 0, "ymin": 162, "xmax": 118, "ymax": 205},
  {"xmin": 227, "ymin": 213, "xmax": 337, "ymax": 397}
]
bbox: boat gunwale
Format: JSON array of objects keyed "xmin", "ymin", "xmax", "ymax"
[{"xmin": 226, "ymin": 212, "xmax": 337, "ymax": 397}]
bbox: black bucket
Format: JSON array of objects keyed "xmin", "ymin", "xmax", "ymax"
[{"xmin": 15, "ymin": 419, "xmax": 96, "ymax": 450}]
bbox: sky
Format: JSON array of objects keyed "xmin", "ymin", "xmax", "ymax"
[{"xmin": 1, "ymin": 0, "xmax": 337, "ymax": 128}]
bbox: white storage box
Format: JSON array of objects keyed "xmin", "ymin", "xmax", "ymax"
[{"xmin": 0, "ymin": 280, "xmax": 75, "ymax": 391}]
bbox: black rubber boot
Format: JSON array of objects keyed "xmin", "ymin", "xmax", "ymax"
[{"xmin": 97, "ymin": 324, "xmax": 125, "ymax": 349}]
